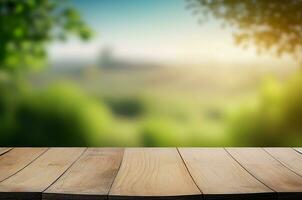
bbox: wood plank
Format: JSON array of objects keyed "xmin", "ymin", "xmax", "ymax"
[
  {"xmin": 43, "ymin": 148, "xmax": 124, "ymax": 200},
  {"xmin": 0, "ymin": 148, "xmax": 12, "ymax": 156},
  {"xmin": 0, "ymin": 148, "xmax": 85, "ymax": 200},
  {"xmin": 227, "ymin": 148, "xmax": 302, "ymax": 200},
  {"xmin": 179, "ymin": 148, "xmax": 274, "ymax": 200},
  {"xmin": 109, "ymin": 148, "xmax": 201, "ymax": 200},
  {"xmin": 0, "ymin": 148, "xmax": 47, "ymax": 182},
  {"xmin": 265, "ymin": 148, "xmax": 302, "ymax": 177},
  {"xmin": 294, "ymin": 148, "xmax": 302, "ymax": 154}
]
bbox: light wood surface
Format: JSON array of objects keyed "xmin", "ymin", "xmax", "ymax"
[
  {"xmin": 265, "ymin": 148, "xmax": 302, "ymax": 177},
  {"xmin": 227, "ymin": 148, "xmax": 302, "ymax": 200},
  {"xmin": 0, "ymin": 148, "xmax": 301, "ymax": 200},
  {"xmin": 0, "ymin": 148, "xmax": 85, "ymax": 200},
  {"xmin": 43, "ymin": 148, "xmax": 124, "ymax": 200},
  {"xmin": 0, "ymin": 148, "xmax": 11, "ymax": 156},
  {"xmin": 0, "ymin": 148, "xmax": 47, "ymax": 182},
  {"xmin": 179, "ymin": 148, "xmax": 274, "ymax": 200},
  {"xmin": 109, "ymin": 148, "xmax": 201, "ymax": 200}
]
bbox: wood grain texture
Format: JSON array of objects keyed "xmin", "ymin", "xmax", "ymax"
[
  {"xmin": 227, "ymin": 148, "xmax": 302, "ymax": 200},
  {"xmin": 0, "ymin": 147, "xmax": 301, "ymax": 200},
  {"xmin": 43, "ymin": 148, "xmax": 124, "ymax": 200},
  {"xmin": 179, "ymin": 148, "xmax": 274, "ymax": 200},
  {"xmin": 294, "ymin": 148, "xmax": 302, "ymax": 154},
  {"xmin": 0, "ymin": 148, "xmax": 85, "ymax": 200},
  {"xmin": 0, "ymin": 148, "xmax": 47, "ymax": 182},
  {"xmin": 109, "ymin": 148, "xmax": 201, "ymax": 200},
  {"xmin": 0, "ymin": 148, "xmax": 11, "ymax": 156},
  {"xmin": 265, "ymin": 148, "xmax": 302, "ymax": 177}
]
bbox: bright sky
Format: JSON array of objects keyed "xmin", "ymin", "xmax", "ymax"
[{"xmin": 48, "ymin": 0, "xmax": 293, "ymax": 65}]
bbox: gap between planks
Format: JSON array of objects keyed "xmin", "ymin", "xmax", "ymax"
[
  {"xmin": 294, "ymin": 148, "xmax": 302, "ymax": 154},
  {"xmin": 263, "ymin": 148, "xmax": 302, "ymax": 178},
  {"xmin": 0, "ymin": 148, "xmax": 13, "ymax": 156},
  {"xmin": 42, "ymin": 148, "xmax": 88, "ymax": 194},
  {"xmin": 0, "ymin": 148, "xmax": 49, "ymax": 182},
  {"xmin": 43, "ymin": 148, "xmax": 124, "ymax": 200},
  {"xmin": 109, "ymin": 148, "xmax": 201, "ymax": 200},
  {"xmin": 0, "ymin": 148, "xmax": 86, "ymax": 200},
  {"xmin": 176, "ymin": 147, "xmax": 204, "ymax": 198},
  {"xmin": 179, "ymin": 148, "xmax": 275, "ymax": 200},
  {"xmin": 226, "ymin": 148, "xmax": 302, "ymax": 200}
]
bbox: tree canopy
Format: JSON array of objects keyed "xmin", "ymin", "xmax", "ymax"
[
  {"xmin": 187, "ymin": 0, "xmax": 302, "ymax": 59},
  {"xmin": 0, "ymin": 0, "xmax": 92, "ymax": 72}
]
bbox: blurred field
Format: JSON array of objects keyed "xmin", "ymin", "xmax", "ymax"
[{"xmin": 20, "ymin": 61, "xmax": 299, "ymax": 147}]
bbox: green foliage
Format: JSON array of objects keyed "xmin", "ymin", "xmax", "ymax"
[
  {"xmin": 141, "ymin": 118, "xmax": 188, "ymax": 146},
  {"xmin": 0, "ymin": 79, "xmax": 20, "ymax": 138},
  {"xmin": 0, "ymin": 82, "xmax": 112, "ymax": 146},
  {"xmin": 281, "ymin": 74, "xmax": 302, "ymax": 136},
  {"xmin": 103, "ymin": 96, "xmax": 146, "ymax": 118},
  {"xmin": 188, "ymin": 0, "xmax": 302, "ymax": 58},
  {"xmin": 0, "ymin": 0, "xmax": 92, "ymax": 72},
  {"xmin": 229, "ymin": 74, "xmax": 302, "ymax": 146}
]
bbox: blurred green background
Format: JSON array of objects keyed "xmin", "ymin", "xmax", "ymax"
[{"xmin": 1, "ymin": 0, "xmax": 302, "ymax": 147}]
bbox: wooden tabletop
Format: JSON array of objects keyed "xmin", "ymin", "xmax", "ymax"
[{"xmin": 0, "ymin": 148, "xmax": 301, "ymax": 200}]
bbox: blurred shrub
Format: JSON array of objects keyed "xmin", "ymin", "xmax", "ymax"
[
  {"xmin": 141, "ymin": 118, "xmax": 188, "ymax": 146},
  {"xmin": 228, "ymin": 74, "xmax": 302, "ymax": 146},
  {"xmin": 0, "ymin": 82, "xmax": 112, "ymax": 146},
  {"xmin": 282, "ymin": 74, "xmax": 302, "ymax": 135},
  {"xmin": 103, "ymin": 96, "xmax": 145, "ymax": 118},
  {"xmin": 0, "ymin": 80, "xmax": 18, "ymax": 138}
]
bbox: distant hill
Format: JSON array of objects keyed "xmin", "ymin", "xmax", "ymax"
[{"xmin": 98, "ymin": 47, "xmax": 161, "ymax": 70}]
